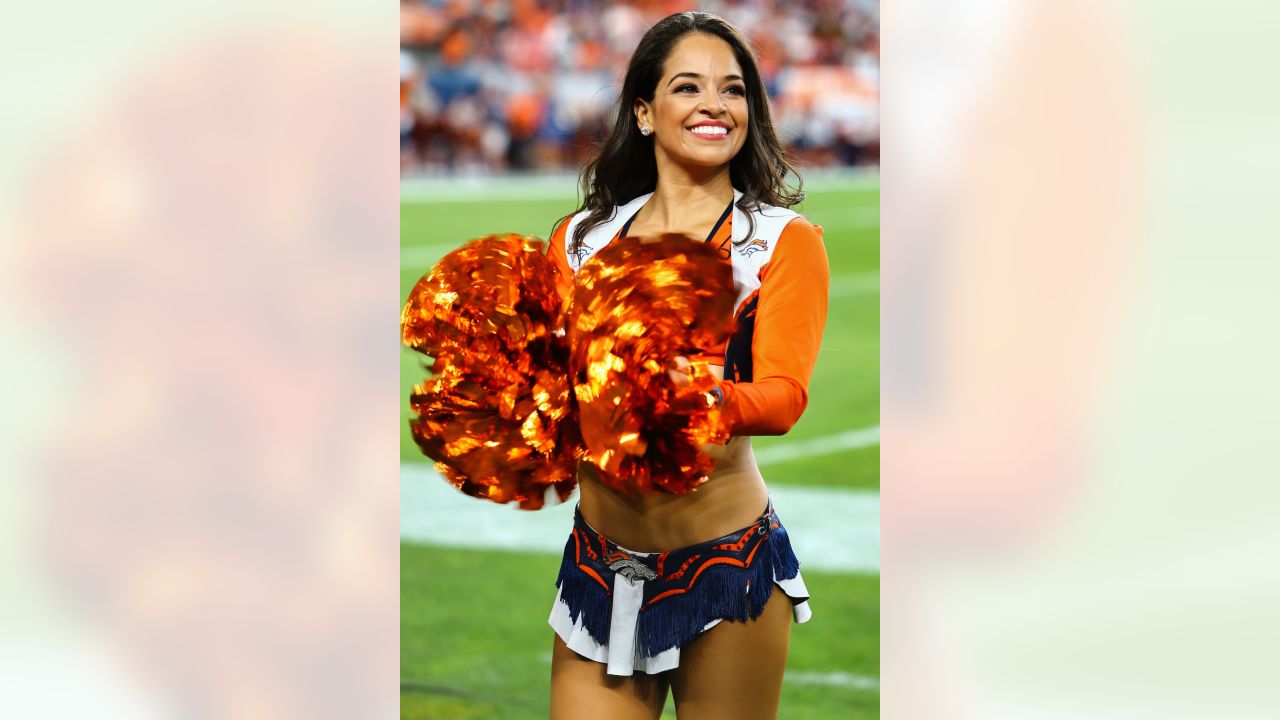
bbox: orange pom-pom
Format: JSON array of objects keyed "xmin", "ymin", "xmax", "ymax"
[
  {"xmin": 566, "ymin": 235, "xmax": 736, "ymax": 495},
  {"xmin": 401, "ymin": 233, "xmax": 579, "ymax": 509}
]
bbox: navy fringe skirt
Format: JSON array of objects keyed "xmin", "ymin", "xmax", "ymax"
[{"xmin": 547, "ymin": 502, "xmax": 812, "ymax": 676}]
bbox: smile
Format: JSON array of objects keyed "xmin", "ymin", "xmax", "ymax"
[{"xmin": 686, "ymin": 126, "xmax": 730, "ymax": 140}]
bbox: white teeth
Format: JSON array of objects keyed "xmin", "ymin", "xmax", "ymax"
[{"xmin": 689, "ymin": 126, "xmax": 728, "ymax": 136}]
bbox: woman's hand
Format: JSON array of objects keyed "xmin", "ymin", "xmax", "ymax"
[
  {"xmin": 668, "ymin": 356, "xmax": 739, "ymax": 462},
  {"xmin": 667, "ymin": 355, "xmax": 692, "ymax": 387}
]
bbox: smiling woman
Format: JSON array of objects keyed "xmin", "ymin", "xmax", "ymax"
[
  {"xmin": 636, "ymin": 35, "xmax": 749, "ymax": 165},
  {"xmin": 543, "ymin": 11, "xmax": 830, "ymax": 720},
  {"xmin": 561, "ymin": 11, "xmax": 805, "ymax": 262}
]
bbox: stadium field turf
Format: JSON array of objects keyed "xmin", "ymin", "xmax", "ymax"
[{"xmin": 401, "ymin": 175, "xmax": 879, "ymax": 717}]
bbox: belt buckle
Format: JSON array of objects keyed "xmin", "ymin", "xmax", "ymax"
[{"xmin": 606, "ymin": 550, "xmax": 657, "ymax": 583}]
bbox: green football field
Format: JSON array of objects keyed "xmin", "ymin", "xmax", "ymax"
[{"xmin": 401, "ymin": 174, "xmax": 879, "ymax": 718}]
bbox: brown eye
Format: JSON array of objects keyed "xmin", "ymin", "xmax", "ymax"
[
  {"xmin": 676, "ymin": 84, "xmax": 698, "ymax": 93},
  {"xmin": 725, "ymin": 86, "xmax": 746, "ymax": 96}
]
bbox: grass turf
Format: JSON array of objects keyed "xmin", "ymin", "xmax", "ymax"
[{"xmin": 401, "ymin": 544, "xmax": 879, "ymax": 719}]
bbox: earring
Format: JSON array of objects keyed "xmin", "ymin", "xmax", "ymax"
[{"xmin": 640, "ymin": 125, "xmax": 652, "ymax": 136}]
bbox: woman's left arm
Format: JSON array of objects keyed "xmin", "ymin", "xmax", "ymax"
[{"xmin": 716, "ymin": 217, "xmax": 831, "ymax": 436}]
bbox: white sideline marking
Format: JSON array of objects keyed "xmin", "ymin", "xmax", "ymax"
[
  {"xmin": 400, "ymin": 463, "xmax": 879, "ymax": 574},
  {"xmin": 786, "ymin": 671, "xmax": 880, "ymax": 691},
  {"xmin": 401, "ymin": 174, "xmax": 580, "ymax": 203},
  {"xmin": 533, "ymin": 653, "xmax": 879, "ymax": 691},
  {"xmin": 400, "ymin": 169, "xmax": 880, "ymax": 203},
  {"xmin": 753, "ymin": 426, "xmax": 880, "ymax": 467}
]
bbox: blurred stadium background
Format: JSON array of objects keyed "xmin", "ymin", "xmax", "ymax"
[
  {"xmin": 401, "ymin": 1, "xmax": 878, "ymax": 717},
  {"xmin": 401, "ymin": 0, "xmax": 878, "ymax": 175}
]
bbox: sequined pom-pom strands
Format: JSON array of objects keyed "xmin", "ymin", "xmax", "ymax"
[
  {"xmin": 566, "ymin": 235, "xmax": 736, "ymax": 496},
  {"xmin": 401, "ymin": 234, "xmax": 580, "ymax": 509},
  {"xmin": 402, "ymin": 232, "xmax": 737, "ymax": 505}
]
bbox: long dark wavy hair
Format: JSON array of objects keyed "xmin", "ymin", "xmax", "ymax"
[{"xmin": 556, "ymin": 11, "xmax": 804, "ymax": 255}]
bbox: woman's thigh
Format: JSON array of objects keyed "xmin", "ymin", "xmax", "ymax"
[
  {"xmin": 550, "ymin": 635, "xmax": 670, "ymax": 720},
  {"xmin": 667, "ymin": 584, "xmax": 793, "ymax": 720}
]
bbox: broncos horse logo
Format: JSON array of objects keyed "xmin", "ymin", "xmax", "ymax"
[
  {"xmin": 607, "ymin": 555, "xmax": 658, "ymax": 583},
  {"xmin": 570, "ymin": 242, "xmax": 594, "ymax": 266},
  {"xmin": 738, "ymin": 237, "xmax": 769, "ymax": 257}
]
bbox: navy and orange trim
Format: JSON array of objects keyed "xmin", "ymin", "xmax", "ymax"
[
  {"xmin": 554, "ymin": 503, "xmax": 801, "ymax": 658},
  {"xmin": 567, "ymin": 507, "xmax": 779, "ymax": 609},
  {"xmin": 571, "ymin": 527, "xmax": 611, "ymax": 594}
]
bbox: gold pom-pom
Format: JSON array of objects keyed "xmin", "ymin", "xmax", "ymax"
[
  {"xmin": 401, "ymin": 233, "xmax": 578, "ymax": 509},
  {"xmin": 566, "ymin": 234, "xmax": 736, "ymax": 495}
]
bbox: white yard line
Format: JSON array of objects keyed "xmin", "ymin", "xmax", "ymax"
[
  {"xmin": 753, "ymin": 426, "xmax": 880, "ymax": 467},
  {"xmin": 400, "ymin": 169, "xmax": 879, "ymax": 204},
  {"xmin": 401, "ymin": 174, "xmax": 580, "ymax": 203},
  {"xmin": 401, "ymin": 462, "xmax": 880, "ymax": 574},
  {"xmin": 534, "ymin": 653, "xmax": 879, "ymax": 692},
  {"xmin": 785, "ymin": 671, "xmax": 880, "ymax": 691},
  {"xmin": 532, "ymin": 652, "xmax": 880, "ymax": 691}
]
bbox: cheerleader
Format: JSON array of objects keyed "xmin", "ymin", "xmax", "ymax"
[{"xmin": 545, "ymin": 12, "xmax": 830, "ymax": 719}]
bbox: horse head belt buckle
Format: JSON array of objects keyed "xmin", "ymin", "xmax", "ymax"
[{"xmin": 606, "ymin": 553, "xmax": 658, "ymax": 583}]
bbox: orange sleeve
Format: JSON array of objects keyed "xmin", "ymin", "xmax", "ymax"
[
  {"xmin": 545, "ymin": 217, "xmax": 574, "ymax": 300},
  {"xmin": 718, "ymin": 217, "xmax": 830, "ymax": 436}
]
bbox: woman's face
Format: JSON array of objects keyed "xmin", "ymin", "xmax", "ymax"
[{"xmin": 635, "ymin": 33, "xmax": 749, "ymax": 173}]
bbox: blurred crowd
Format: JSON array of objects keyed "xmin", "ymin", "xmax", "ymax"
[{"xmin": 401, "ymin": 0, "xmax": 879, "ymax": 175}]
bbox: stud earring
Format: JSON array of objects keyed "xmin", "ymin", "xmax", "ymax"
[{"xmin": 640, "ymin": 125, "xmax": 652, "ymax": 136}]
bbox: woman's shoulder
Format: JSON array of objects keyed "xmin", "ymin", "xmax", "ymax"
[
  {"xmin": 749, "ymin": 200, "xmax": 815, "ymax": 228},
  {"xmin": 748, "ymin": 207, "xmax": 825, "ymax": 272},
  {"xmin": 780, "ymin": 212, "xmax": 822, "ymax": 239},
  {"xmin": 741, "ymin": 201, "xmax": 822, "ymax": 246}
]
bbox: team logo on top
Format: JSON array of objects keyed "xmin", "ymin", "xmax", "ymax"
[
  {"xmin": 739, "ymin": 237, "xmax": 769, "ymax": 257},
  {"xmin": 570, "ymin": 243, "xmax": 594, "ymax": 266}
]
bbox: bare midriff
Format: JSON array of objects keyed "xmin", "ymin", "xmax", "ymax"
[{"xmin": 576, "ymin": 364, "xmax": 770, "ymax": 552}]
